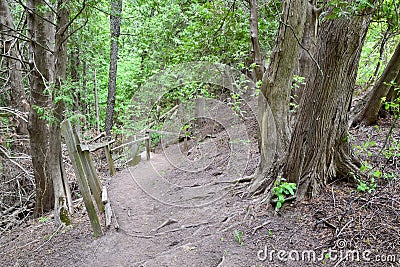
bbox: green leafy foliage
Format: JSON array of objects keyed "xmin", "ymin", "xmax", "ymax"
[
  {"xmin": 272, "ymin": 177, "xmax": 296, "ymax": 209},
  {"xmin": 62, "ymin": 0, "xmax": 279, "ymax": 136}
]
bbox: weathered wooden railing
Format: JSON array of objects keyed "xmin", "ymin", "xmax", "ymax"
[
  {"xmin": 60, "ymin": 104, "xmax": 187, "ymax": 236},
  {"xmin": 61, "ymin": 119, "xmax": 151, "ymax": 236},
  {"xmin": 61, "ymin": 120, "xmax": 104, "ymax": 237}
]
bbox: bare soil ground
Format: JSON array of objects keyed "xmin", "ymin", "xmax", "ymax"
[{"xmin": 1, "ymin": 114, "xmax": 399, "ymax": 267}]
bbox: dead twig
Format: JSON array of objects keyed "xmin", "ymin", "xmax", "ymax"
[
  {"xmin": 252, "ymin": 220, "xmax": 271, "ymax": 235},
  {"xmin": 151, "ymin": 218, "xmax": 178, "ymax": 232}
]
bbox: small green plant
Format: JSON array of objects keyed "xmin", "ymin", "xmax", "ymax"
[
  {"xmin": 38, "ymin": 216, "xmax": 49, "ymax": 223},
  {"xmin": 268, "ymin": 229, "xmax": 273, "ymax": 237},
  {"xmin": 272, "ymin": 177, "xmax": 296, "ymax": 209},
  {"xmin": 227, "ymin": 92, "xmax": 246, "ymax": 118},
  {"xmin": 356, "ymin": 177, "xmax": 376, "ymax": 193},
  {"xmin": 382, "ymin": 138, "xmax": 400, "ymax": 160},
  {"xmin": 350, "ymin": 163, "xmax": 378, "ymax": 193},
  {"xmin": 233, "ymin": 229, "xmax": 244, "ymax": 246},
  {"xmin": 354, "ymin": 138, "xmax": 376, "ymax": 156},
  {"xmin": 325, "ymin": 252, "xmax": 331, "ymax": 259}
]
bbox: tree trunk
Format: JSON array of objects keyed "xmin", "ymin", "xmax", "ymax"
[
  {"xmin": 352, "ymin": 41, "xmax": 400, "ymax": 126},
  {"xmin": 371, "ymin": 27, "xmax": 390, "ymax": 82},
  {"xmin": 0, "ymin": 0, "xmax": 29, "ymax": 134},
  {"xmin": 249, "ymin": 0, "xmax": 307, "ymax": 193},
  {"xmin": 282, "ymin": 11, "xmax": 372, "ymax": 199},
  {"xmin": 94, "ymin": 69, "xmax": 100, "ymax": 133},
  {"xmin": 27, "ymin": 0, "xmax": 56, "ymax": 215},
  {"xmin": 385, "ymin": 75, "xmax": 400, "ymax": 103},
  {"xmin": 249, "ymin": 0, "xmax": 264, "ymax": 82},
  {"xmin": 105, "ymin": 0, "xmax": 123, "ymax": 137},
  {"xmin": 294, "ymin": 0, "xmax": 320, "ymax": 104},
  {"xmin": 51, "ymin": 0, "xmax": 72, "ymax": 226},
  {"xmin": 27, "ymin": 0, "xmax": 72, "ymax": 223}
]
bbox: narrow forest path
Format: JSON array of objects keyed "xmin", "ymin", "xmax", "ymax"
[
  {"xmin": 81, "ymin": 123, "xmax": 266, "ymax": 266},
  {"xmin": 83, "ymin": 152, "xmax": 251, "ymax": 266}
]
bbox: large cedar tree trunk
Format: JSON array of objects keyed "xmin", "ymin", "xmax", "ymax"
[
  {"xmin": 282, "ymin": 11, "xmax": 372, "ymax": 199},
  {"xmin": 105, "ymin": 0, "xmax": 122, "ymax": 137},
  {"xmin": 27, "ymin": 0, "xmax": 56, "ymax": 214},
  {"xmin": 352, "ymin": 41, "xmax": 400, "ymax": 126},
  {"xmin": 27, "ymin": 0, "xmax": 72, "ymax": 221}
]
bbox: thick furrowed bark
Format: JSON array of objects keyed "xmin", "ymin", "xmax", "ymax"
[{"xmin": 283, "ymin": 13, "xmax": 371, "ymax": 199}]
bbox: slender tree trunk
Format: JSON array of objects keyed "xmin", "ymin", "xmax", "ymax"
[
  {"xmin": 385, "ymin": 75, "xmax": 400, "ymax": 103},
  {"xmin": 249, "ymin": 0, "xmax": 307, "ymax": 193},
  {"xmin": 105, "ymin": 0, "xmax": 123, "ymax": 137},
  {"xmin": 352, "ymin": 41, "xmax": 400, "ymax": 126},
  {"xmin": 51, "ymin": 0, "xmax": 71, "ymax": 226},
  {"xmin": 249, "ymin": 0, "xmax": 264, "ymax": 82},
  {"xmin": 372, "ymin": 28, "xmax": 390, "ymax": 78},
  {"xmin": 282, "ymin": 10, "xmax": 372, "ymax": 199},
  {"xmin": 94, "ymin": 69, "xmax": 100, "ymax": 133},
  {"xmin": 0, "ymin": 0, "xmax": 29, "ymax": 134},
  {"xmin": 70, "ymin": 43, "xmax": 81, "ymax": 113}
]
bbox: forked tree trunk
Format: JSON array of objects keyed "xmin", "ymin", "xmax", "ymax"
[
  {"xmin": 249, "ymin": 0, "xmax": 307, "ymax": 193},
  {"xmin": 282, "ymin": 11, "xmax": 372, "ymax": 199},
  {"xmin": 352, "ymin": 41, "xmax": 400, "ymax": 126}
]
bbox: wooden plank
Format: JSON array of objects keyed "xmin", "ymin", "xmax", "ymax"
[
  {"xmin": 104, "ymin": 144, "xmax": 116, "ymax": 176},
  {"xmin": 60, "ymin": 160, "xmax": 74, "ymax": 215},
  {"xmin": 82, "ymin": 150, "xmax": 104, "ymax": 212},
  {"xmin": 88, "ymin": 140, "xmax": 115, "ymax": 152},
  {"xmin": 146, "ymin": 129, "xmax": 182, "ymax": 136},
  {"xmin": 78, "ymin": 140, "xmax": 115, "ymax": 152},
  {"xmin": 79, "ymin": 144, "xmax": 90, "ymax": 151},
  {"xmin": 105, "ymin": 202, "xmax": 112, "ymax": 228},
  {"xmin": 102, "ymin": 186, "xmax": 108, "ymax": 204},
  {"xmin": 110, "ymin": 137, "xmax": 148, "ymax": 152},
  {"xmin": 61, "ymin": 120, "xmax": 103, "ymax": 237},
  {"xmin": 88, "ymin": 132, "xmax": 105, "ymax": 143},
  {"xmin": 145, "ymin": 132, "xmax": 151, "ymax": 160}
]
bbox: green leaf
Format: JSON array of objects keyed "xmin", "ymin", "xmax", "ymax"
[{"xmin": 288, "ymin": 187, "xmax": 295, "ymax": 196}]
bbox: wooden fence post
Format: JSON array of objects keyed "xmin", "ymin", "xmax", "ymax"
[
  {"xmin": 145, "ymin": 131, "xmax": 150, "ymax": 160},
  {"xmin": 104, "ymin": 144, "xmax": 116, "ymax": 176},
  {"xmin": 61, "ymin": 120, "xmax": 103, "ymax": 237},
  {"xmin": 128, "ymin": 135, "xmax": 141, "ymax": 166}
]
